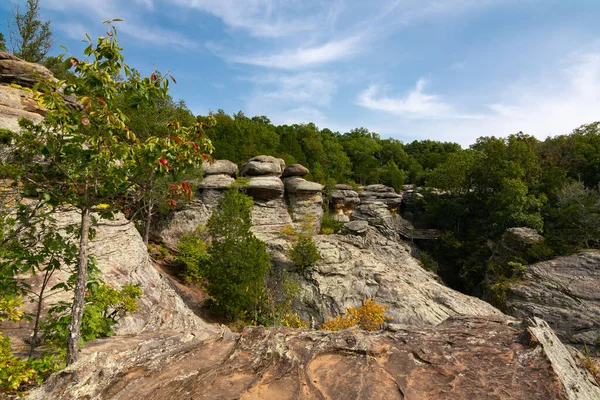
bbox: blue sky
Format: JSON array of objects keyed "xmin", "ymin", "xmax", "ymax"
[{"xmin": 1, "ymin": 0, "xmax": 600, "ymax": 146}]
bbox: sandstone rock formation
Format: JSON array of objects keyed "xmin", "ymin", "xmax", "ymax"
[
  {"xmin": 0, "ymin": 52, "xmax": 49, "ymax": 131},
  {"xmin": 284, "ymin": 175, "xmax": 323, "ymax": 232},
  {"xmin": 281, "ymin": 163, "xmax": 309, "ymax": 178},
  {"xmin": 504, "ymin": 250, "xmax": 600, "ymax": 346},
  {"xmin": 491, "ymin": 226, "xmax": 545, "ymax": 266},
  {"xmin": 240, "ymin": 155, "xmax": 285, "ymax": 176},
  {"xmin": 260, "ymin": 227, "xmax": 502, "ymax": 326},
  {"xmin": 330, "ymin": 186, "xmax": 359, "ymax": 222},
  {"xmin": 2, "ymin": 210, "xmax": 219, "ymax": 350},
  {"xmin": 29, "ymin": 316, "xmax": 600, "ymax": 400}
]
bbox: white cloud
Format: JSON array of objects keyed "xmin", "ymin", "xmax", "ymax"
[
  {"xmin": 170, "ymin": 0, "xmax": 321, "ymax": 38},
  {"xmin": 227, "ymin": 36, "xmax": 362, "ymax": 69},
  {"xmin": 246, "ymin": 72, "xmax": 336, "ymax": 106},
  {"xmin": 45, "ymin": 0, "xmax": 195, "ymax": 48},
  {"xmin": 360, "ymin": 50, "xmax": 600, "ymax": 146},
  {"xmin": 356, "ymin": 79, "xmax": 479, "ymax": 119}
]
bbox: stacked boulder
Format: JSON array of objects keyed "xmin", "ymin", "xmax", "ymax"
[
  {"xmin": 351, "ymin": 184, "xmax": 405, "ymax": 239},
  {"xmin": 240, "ymin": 156, "xmax": 293, "ymax": 233},
  {"xmin": 359, "ymin": 184, "xmax": 403, "ymax": 209},
  {"xmin": 282, "ymin": 164, "xmax": 324, "ymax": 232},
  {"xmin": 329, "ymin": 184, "xmax": 360, "ymax": 222},
  {"xmin": 198, "ymin": 159, "xmax": 237, "ymax": 206}
]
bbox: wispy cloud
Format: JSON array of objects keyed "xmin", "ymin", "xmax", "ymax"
[
  {"xmin": 245, "ymin": 72, "xmax": 337, "ymax": 106},
  {"xmin": 226, "ymin": 36, "xmax": 362, "ymax": 69},
  {"xmin": 170, "ymin": 0, "xmax": 322, "ymax": 38},
  {"xmin": 45, "ymin": 0, "xmax": 195, "ymax": 48},
  {"xmin": 356, "ymin": 79, "xmax": 480, "ymax": 119}
]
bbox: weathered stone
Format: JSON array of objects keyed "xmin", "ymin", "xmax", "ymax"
[
  {"xmin": 1, "ymin": 210, "xmax": 219, "ymax": 350},
  {"xmin": 240, "ymin": 155, "xmax": 285, "ymax": 176},
  {"xmin": 30, "ymin": 316, "xmax": 599, "ymax": 400},
  {"xmin": 246, "ymin": 176, "xmax": 285, "ymax": 199},
  {"xmin": 0, "ymin": 51, "xmax": 54, "ymax": 88},
  {"xmin": 202, "ymin": 159, "xmax": 238, "ymax": 177},
  {"xmin": 263, "ymin": 228, "xmax": 502, "ymax": 326},
  {"xmin": 504, "ymin": 250, "xmax": 600, "ymax": 346},
  {"xmin": 335, "ymin": 184, "xmax": 354, "ymax": 190},
  {"xmin": 364, "ymin": 184, "xmax": 395, "ymax": 193},
  {"xmin": 491, "ymin": 227, "xmax": 545, "ymax": 266},
  {"xmin": 284, "ymin": 176, "xmax": 323, "ymax": 193},
  {"xmin": 152, "ymin": 200, "xmax": 212, "ymax": 250},
  {"xmin": 342, "ymin": 220, "xmax": 369, "ymax": 235},
  {"xmin": 281, "ymin": 163, "xmax": 309, "ymax": 178},
  {"xmin": 198, "ymin": 174, "xmax": 235, "ymax": 190}
]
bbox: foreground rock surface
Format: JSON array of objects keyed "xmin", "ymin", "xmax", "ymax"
[
  {"xmin": 505, "ymin": 250, "xmax": 600, "ymax": 345},
  {"xmin": 29, "ymin": 316, "xmax": 599, "ymax": 400}
]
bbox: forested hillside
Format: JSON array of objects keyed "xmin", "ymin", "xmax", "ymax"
[{"xmin": 196, "ymin": 110, "xmax": 600, "ymax": 295}]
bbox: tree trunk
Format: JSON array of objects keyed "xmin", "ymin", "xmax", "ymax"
[
  {"xmin": 143, "ymin": 201, "xmax": 153, "ymax": 245},
  {"xmin": 66, "ymin": 207, "xmax": 90, "ymax": 366},
  {"xmin": 28, "ymin": 268, "xmax": 50, "ymax": 359}
]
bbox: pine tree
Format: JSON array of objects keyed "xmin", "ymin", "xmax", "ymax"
[{"xmin": 205, "ymin": 188, "xmax": 271, "ymax": 320}]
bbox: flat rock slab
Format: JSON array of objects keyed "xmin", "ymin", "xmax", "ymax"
[{"xmin": 29, "ymin": 316, "xmax": 599, "ymax": 400}]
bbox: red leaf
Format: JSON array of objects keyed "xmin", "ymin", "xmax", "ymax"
[
  {"xmin": 159, "ymin": 158, "xmax": 168, "ymax": 166},
  {"xmin": 151, "ymin": 73, "xmax": 157, "ymax": 83},
  {"xmin": 70, "ymin": 58, "xmax": 79, "ymax": 68},
  {"xmin": 170, "ymin": 75, "xmax": 177, "ymax": 84}
]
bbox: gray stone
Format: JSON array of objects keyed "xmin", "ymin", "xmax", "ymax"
[
  {"xmin": 240, "ymin": 155, "xmax": 285, "ymax": 177},
  {"xmin": 504, "ymin": 250, "xmax": 600, "ymax": 346},
  {"xmin": 263, "ymin": 228, "xmax": 503, "ymax": 326},
  {"xmin": 342, "ymin": 220, "xmax": 369, "ymax": 235},
  {"xmin": 284, "ymin": 176, "xmax": 323, "ymax": 193},
  {"xmin": 281, "ymin": 163, "xmax": 309, "ymax": 178},
  {"xmin": 335, "ymin": 184, "xmax": 354, "ymax": 190},
  {"xmin": 198, "ymin": 174, "xmax": 235, "ymax": 190},
  {"xmin": 2, "ymin": 210, "xmax": 218, "ymax": 350},
  {"xmin": 364, "ymin": 184, "xmax": 395, "ymax": 193},
  {"xmin": 202, "ymin": 159, "xmax": 238, "ymax": 177},
  {"xmin": 246, "ymin": 176, "xmax": 285, "ymax": 199}
]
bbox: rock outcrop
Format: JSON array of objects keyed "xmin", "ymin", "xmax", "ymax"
[
  {"xmin": 0, "ymin": 52, "xmax": 49, "ymax": 131},
  {"xmin": 504, "ymin": 250, "xmax": 600, "ymax": 345},
  {"xmin": 261, "ymin": 227, "xmax": 502, "ymax": 326},
  {"xmin": 330, "ymin": 186, "xmax": 360, "ymax": 222},
  {"xmin": 29, "ymin": 316, "xmax": 600, "ymax": 400},
  {"xmin": 491, "ymin": 227, "xmax": 545, "ymax": 266},
  {"xmin": 283, "ymin": 169, "xmax": 324, "ymax": 232},
  {"xmin": 2, "ymin": 210, "xmax": 219, "ymax": 350}
]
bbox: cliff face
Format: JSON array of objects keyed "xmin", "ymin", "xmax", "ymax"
[
  {"xmin": 504, "ymin": 250, "xmax": 600, "ymax": 346},
  {"xmin": 0, "ymin": 52, "xmax": 49, "ymax": 132}
]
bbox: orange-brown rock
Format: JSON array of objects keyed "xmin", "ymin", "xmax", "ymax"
[{"xmin": 29, "ymin": 316, "xmax": 600, "ymax": 399}]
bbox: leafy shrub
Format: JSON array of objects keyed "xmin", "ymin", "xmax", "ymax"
[
  {"xmin": 420, "ymin": 251, "xmax": 439, "ymax": 273},
  {"xmin": 290, "ymin": 237, "xmax": 321, "ymax": 274},
  {"xmin": 204, "ymin": 188, "xmax": 271, "ymax": 321},
  {"xmin": 281, "ymin": 313, "xmax": 309, "ymax": 328},
  {"xmin": 42, "ymin": 284, "xmax": 142, "ymax": 350},
  {"xmin": 258, "ymin": 275, "xmax": 308, "ymax": 328},
  {"xmin": 321, "ymin": 299, "xmax": 389, "ymax": 332},
  {"xmin": 0, "ymin": 296, "xmax": 37, "ymax": 393},
  {"xmin": 176, "ymin": 226, "xmax": 210, "ymax": 283},
  {"xmin": 320, "ymin": 214, "xmax": 344, "ymax": 234}
]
